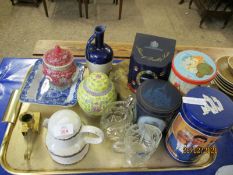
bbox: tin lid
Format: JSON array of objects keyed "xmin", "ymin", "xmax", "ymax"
[
  {"xmin": 136, "ymin": 79, "xmax": 182, "ymax": 115},
  {"xmin": 85, "ymin": 72, "xmax": 111, "ymax": 92},
  {"xmin": 183, "ymin": 87, "xmax": 233, "ymax": 134},
  {"xmin": 131, "ymin": 33, "xmax": 176, "ymax": 68},
  {"xmin": 44, "ymin": 45, "xmax": 73, "ymax": 67},
  {"xmin": 172, "ymin": 50, "xmax": 216, "ymax": 84}
]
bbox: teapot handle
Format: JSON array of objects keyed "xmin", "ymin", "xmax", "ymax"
[{"xmin": 80, "ymin": 126, "xmax": 104, "ymax": 144}]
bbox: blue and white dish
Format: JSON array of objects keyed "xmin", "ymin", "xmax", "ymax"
[{"xmin": 20, "ymin": 59, "xmax": 85, "ymax": 107}]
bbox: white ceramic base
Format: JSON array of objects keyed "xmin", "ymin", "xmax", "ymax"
[
  {"xmin": 87, "ymin": 60, "xmax": 112, "ymax": 75},
  {"xmin": 49, "ymin": 144, "xmax": 89, "ymax": 165}
]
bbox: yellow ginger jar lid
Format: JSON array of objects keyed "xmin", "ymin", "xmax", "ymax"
[{"xmin": 84, "ymin": 72, "xmax": 110, "ymax": 92}]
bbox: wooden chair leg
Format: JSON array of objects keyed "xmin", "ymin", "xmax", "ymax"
[
  {"xmin": 199, "ymin": 15, "xmax": 207, "ymax": 28},
  {"xmin": 189, "ymin": 0, "xmax": 193, "ymax": 9},
  {"xmin": 42, "ymin": 0, "xmax": 49, "ymax": 17},
  {"xmin": 179, "ymin": 0, "xmax": 185, "ymax": 4},
  {"xmin": 222, "ymin": 16, "xmax": 231, "ymax": 29},
  {"xmin": 77, "ymin": 0, "xmax": 83, "ymax": 17},
  {"xmin": 34, "ymin": 0, "xmax": 40, "ymax": 7},
  {"xmin": 84, "ymin": 0, "xmax": 88, "ymax": 19},
  {"xmin": 10, "ymin": 0, "xmax": 15, "ymax": 5},
  {"xmin": 118, "ymin": 0, "xmax": 123, "ymax": 20}
]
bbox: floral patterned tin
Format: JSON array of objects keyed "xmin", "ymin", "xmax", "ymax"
[
  {"xmin": 169, "ymin": 50, "xmax": 216, "ymax": 95},
  {"xmin": 136, "ymin": 79, "xmax": 182, "ymax": 132},
  {"xmin": 165, "ymin": 87, "xmax": 233, "ymax": 163},
  {"xmin": 42, "ymin": 45, "xmax": 77, "ymax": 87},
  {"xmin": 77, "ymin": 72, "xmax": 117, "ymax": 117}
]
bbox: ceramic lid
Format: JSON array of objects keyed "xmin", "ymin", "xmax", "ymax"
[
  {"xmin": 47, "ymin": 109, "xmax": 82, "ymax": 140},
  {"xmin": 183, "ymin": 87, "xmax": 233, "ymax": 134},
  {"xmin": 172, "ymin": 50, "xmax": 216, "ymax": 84},
  {"xmin": 84, "ymin": 72, "xmax": 111, "ymax": 93},
  {"xmin": 44, "ymin": 45, "xmax": 73, "ymax": 67},
  {"xmin": 136, "ymin": 79, "xmax": 182, "ymax": 115}
]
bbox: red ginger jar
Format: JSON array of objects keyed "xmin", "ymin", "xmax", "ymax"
[{"xmin": 42, "ymin": 45, "xmax": 77, "ymax": 87}]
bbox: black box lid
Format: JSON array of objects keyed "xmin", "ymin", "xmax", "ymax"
[{"xmin": 131, "ymin": 33, "xmax": 176, "ymax": 68}]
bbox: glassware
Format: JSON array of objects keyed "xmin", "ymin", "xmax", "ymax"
[
  {"xmin": 100, "ymin": 99, "xmax": 134, "ymax": 152},
  {"xmin": 124, "ymin": 124, "xmax": 162, "ymax": 167}
]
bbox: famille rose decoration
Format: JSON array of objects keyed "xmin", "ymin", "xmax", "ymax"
[
  {"xmin": 42, "ymin": 45, "xmax": 78, "ymax": 88},
  {"xmin": 77, "ymin": 72, "xmax": 117, "ymax": 117}
]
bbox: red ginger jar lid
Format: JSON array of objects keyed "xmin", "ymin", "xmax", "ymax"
[{"xmin": 43, "ymin": 45, "xmax": 73, "ymax": 67}]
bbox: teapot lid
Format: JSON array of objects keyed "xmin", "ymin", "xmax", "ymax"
[
  {"xmin": 44, "ymin": 45, "xmax": 73, "ymax": 67},
  {"xmin": 84, "ymin": 72, "xmax": 111, "ymax": 92},
  {"xmin": 47, "ymin": 109, "xmax": 82, "ymax": 140}
]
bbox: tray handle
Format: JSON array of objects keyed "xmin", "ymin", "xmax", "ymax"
[{"xmin": 2, "ymin": 90, "xmax": 22, "ymax": 124}]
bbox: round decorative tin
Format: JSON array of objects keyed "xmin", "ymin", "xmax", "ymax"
[
  {"xmin": 165, "ymin": 87, "xmax": 233, "ymax": 163},
  {"xmin": 136, "ymin": 79, "xmax": 182, "ymax": 131},
  {"xmin": 169, "ymin": 50, "xmax": 216, "ymax": 94},
  {"xmin": 77, "ymin": 72, "xmax": 117, "ymax": 117}
]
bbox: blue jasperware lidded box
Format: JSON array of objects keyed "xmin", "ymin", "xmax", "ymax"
[{"xmin": 128, "ymin": 33, "xmax": 176, "ymax": 92}]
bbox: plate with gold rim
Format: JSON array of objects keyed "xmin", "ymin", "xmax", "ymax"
[{"xmin": 215, "ymin": 56, "xmax": 233, "ymax": 86}]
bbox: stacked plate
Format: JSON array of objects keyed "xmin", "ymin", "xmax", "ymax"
[{"xmin": 214, "ymin": 56, "xmax": 233, "ymax": 97}]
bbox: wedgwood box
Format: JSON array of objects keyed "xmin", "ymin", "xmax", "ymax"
[{"xmin": 128, "ymin": 33, "xmax": 176, "ymax": 92}]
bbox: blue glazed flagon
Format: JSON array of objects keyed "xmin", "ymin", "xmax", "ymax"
[{"xmin": 86, "ymin": 25, "xmax": 113, "ymax": 74}]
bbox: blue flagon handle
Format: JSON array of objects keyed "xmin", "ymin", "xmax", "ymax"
[{"xmin": 86, "ymin": 33, "xmax": 96, "ymax": 58}]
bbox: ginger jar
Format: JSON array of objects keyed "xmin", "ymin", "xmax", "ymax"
[
  {"xmin": 42, "ymin": 45, "xmax": 77, "ymax": 88},
  {"xmin": 77, "ymin": 72, "xmax": 117, "ymax": 117}
]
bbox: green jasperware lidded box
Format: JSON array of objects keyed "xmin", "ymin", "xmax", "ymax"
[{"xmin": 78, "ymin": 72, "xmax": 117, "ymax": 117}]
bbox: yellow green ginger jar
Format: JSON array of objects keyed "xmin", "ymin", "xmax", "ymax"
[{"xmin": 78, "ymin": 72, "xmax": 117, "ymax": 117}]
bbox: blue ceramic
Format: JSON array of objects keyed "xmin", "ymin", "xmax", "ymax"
[
  {"xmin": 136, "ymin": 79, "xmax": 182, "ymax": 131},
  {"xmin": 86, "ymin": 25, "xmax": 113, "ymax": 74},
  {"xmin": 20, "ymin": 59, "xmax": 85, "ymax": 107}
]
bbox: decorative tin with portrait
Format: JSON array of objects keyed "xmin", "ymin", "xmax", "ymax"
[
  {"xmin": 128, "ymin": 33, "xmax": 176, "ymax": 92},
  {"xmin": 165, "ymin": 87, "xmax": 233, "ymax": 163}
]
